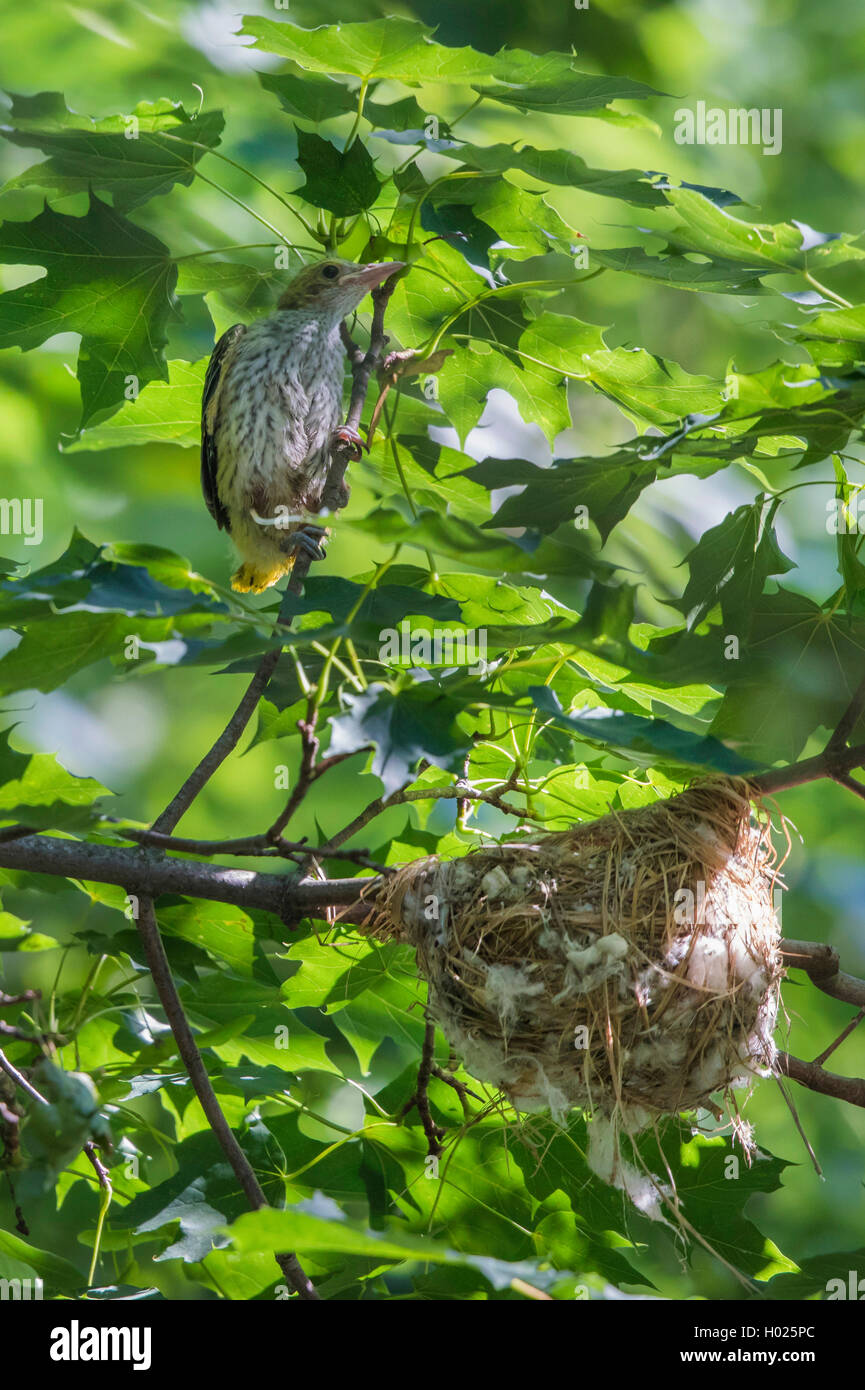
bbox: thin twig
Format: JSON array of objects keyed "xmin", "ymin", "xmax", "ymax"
[
  {"xmin": 772, "ymin": 1072, "xmax": 823, "ymax": 1173},
  {"xmin": 0, "ymin": 990, "xmax": 40, "ymax": 1008},
  {"xmin": 152, "ymin": 639, "xmax": 286, "ymax": 836},
  {"xmin": 325, "ymin": 781, "xmax": 524, "ymax": 853},
  {"xmin": 122, "ymin": 825, "xmax": 386, "ymax": 869},
  {"xmin": 83, "ymin": 1139, "xmax": 112, "ymax": 1190},
  {"xmin": 0, "ymin": 1049, "xmax": 48, "ymax": 1105},
  {"xmin": 813, "ymin": 1007, "xmax": 865, "ymax": 1067},
  {"xmin": 399, "ymin": 1018, "xmax": 443, "ymax": 1157}
]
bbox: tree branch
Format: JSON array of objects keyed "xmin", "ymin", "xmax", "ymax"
[
  {"xmin": 133, "ymin": 902, "xmax": 319, "ymax": 1299},
  {"xmin": 750, "ymin": 740, "xmax": 865, "ymax": 795},
  {"xmin": 776, "ymin": 1053, "xmax": 865, "ymax": 1109},
  {"xmin": 780, "ymin": 938, "xmax": 865, "ymax": 1007},
  {"xmin": 826, "ymin": 673, "xmax": 865, "ymax": 753}
]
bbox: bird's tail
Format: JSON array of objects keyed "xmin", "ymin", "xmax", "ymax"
[{"xmin": 231, "ymin": 556, "xmax": 294, "ymax": 593}]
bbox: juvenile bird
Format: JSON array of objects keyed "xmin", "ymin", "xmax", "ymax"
[{"xmin": 201, "ymin": 257, "xmax": 404, "ymax": 593}]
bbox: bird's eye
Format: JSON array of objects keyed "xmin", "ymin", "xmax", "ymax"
[{"xmin": 320, "ymin": 264, "xmax": 340, "ymax": 280}]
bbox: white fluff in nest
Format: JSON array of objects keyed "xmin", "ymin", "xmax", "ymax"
[
  {"xmin": 686, "ymin": 936, "xmax": 729, "ymax": 992},
  {"xmin": 560, "ymin": 933, "xmax": 630, "ymax": 996},
  {"xmin": 449, "ymin": 859, "xmax": 476, "ymax": 891},
  {"xmin": 481, "ymin": 865, "xmax": 515, "ymax": 900},
  {"xmin": 587, "ymin": 1114, "xmax": 668, "ymax": 1221},
  {"xmin": 482, "ymin": 963, "xmax": 545, "ymax": 1030},
  {"xmin": 687, "ymin": 1044, "xmax": 732, "ymax": 1096},
  {"xmin": 728, "ymin": 932, "xmax": 769, "ymax": 996},
  {"xmin": 510, "ymin": 1064, "xmax": 572, "ymax": 1123}
]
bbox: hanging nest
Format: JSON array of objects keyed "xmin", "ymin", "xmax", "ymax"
[{"xmin": 361, "ymin": 778, "xmax": 785, "ymax": 1213}]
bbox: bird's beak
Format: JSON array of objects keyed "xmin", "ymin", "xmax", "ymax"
[{"xmin": 346, "ymin": 260, "xmax": 406, "ymax": 289}]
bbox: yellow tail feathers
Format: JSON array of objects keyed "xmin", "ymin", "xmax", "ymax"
[{"xmin": 230, "ymin": 557, "xmax": 294, "ymax": 593}]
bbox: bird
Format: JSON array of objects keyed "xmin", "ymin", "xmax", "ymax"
[{"xmin": 200, "ymin": 257, "xmax": 405, "ymax": 593}]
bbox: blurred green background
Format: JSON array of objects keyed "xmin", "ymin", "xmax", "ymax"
[{"xmin": 0, "ymin": 0, "xmax": 863, "ymax": 1297}]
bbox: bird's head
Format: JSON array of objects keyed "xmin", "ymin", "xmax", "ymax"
[{"xmin": 277, "ymin": 258, "xmax": 405, "ymax": 319}]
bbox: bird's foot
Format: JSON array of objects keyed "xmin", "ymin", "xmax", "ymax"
[
  {"xmin": 285, "ymin": 523, "xmax": 329, "ymax": 563},
  {"xmin": 332, "ymin": 425, "xmax": 367, "ymax": 461}
]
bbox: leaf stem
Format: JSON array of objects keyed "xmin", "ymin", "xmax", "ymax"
[
  {"xmin": 802, "ymin": 271, "xmax": 852, "ymax": 309},
  {"xmin": 192, "ymin": 170, "xmax": 289, "ymax": 243}
]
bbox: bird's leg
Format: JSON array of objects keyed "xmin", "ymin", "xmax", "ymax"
[{"xmin": 331, "ymin": 424, "xmax": 367, "ymax": 462}]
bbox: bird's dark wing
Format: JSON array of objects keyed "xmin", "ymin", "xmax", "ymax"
[{"xmin": 201, "ymin": 323, "xmax": 246, "ymax": 532}]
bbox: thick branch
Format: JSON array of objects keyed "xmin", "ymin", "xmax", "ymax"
[
  {"xmin": 750, "ymin": 741, "xmax": 865, "ymax": 795},
  {"xmin": 780, "ymin": 938, "xmax": 865, "ymax": 1007},
  {"xmin": 777, "ymin": 1053, "xmax": 865, "ymax": 1108},
  {"xmin": 0, "ymin": 833, "xmax": 372, "ymax": 921}
]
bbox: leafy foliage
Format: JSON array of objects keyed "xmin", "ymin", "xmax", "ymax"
[{"xmin": 0, "ymin": 2, "xmax": 864, "ymax": 1306}]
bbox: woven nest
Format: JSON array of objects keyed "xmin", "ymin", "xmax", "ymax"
[{"xmin": 363, "ymin": 779, "xmax": 785, "ymax": 1211}]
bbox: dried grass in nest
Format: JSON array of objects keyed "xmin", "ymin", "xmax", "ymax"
[{"xmin": 362, "ymin": 778, "xmax": 785, "ymax": 1214}]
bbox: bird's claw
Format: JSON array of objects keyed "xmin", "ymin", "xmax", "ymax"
[
  {"xmin": 333, "ymin": 425, "xmax": 367, "ymax": 461},
  {"xmin": 287, "ymin": 523, "xmax": 328, "ymax": 563}
]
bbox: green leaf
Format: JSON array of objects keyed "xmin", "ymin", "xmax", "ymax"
[
  {"xmin": 228, "ymin": 1204, "xmax": 471, "ymax": 1267},
  {"xmin": 763, "ymin": 1250, "xmax": 865, "ymax": 1300},
  {"xmin": 437, "ymin": 339, "xmax": 571, "ymax": 445},
  {"xmin": 261, "ymin": 68, "xmax": 432, "ymax": 133},
  {"xmin": 710, "ymin": 589, "xmax": 865, "ymax": 761},
  {"xmin": 328, "ymin": 684, "xmax": 472, "ymax": 796},
  {"xmin": 158, "ymin": 901, "xmax": 259, "ymax": 978},
  {"xmin": 295, "ymin": 130, "xmax": 381, "ymax": 216},
  {"xmin": 470, "ymin": 452, "xmax": 658, "ymax": 540},
  {"xmin": 655, "ymin": 189, "xmax": 865, "ymax": 275},
  {"xmin": 117, "ymin": 1125, "xmax": 285, "ymax": 1262},
  {"xmin": 0, "ymin": 532, "xmax": 226, "ymax": 622},
  {"xmin": 518, "ymin": 312, "xmax": 723, "ymax": 428},
  {"xmin": 449, "ymin": 142, "xmax": 666, "ymax": 207},
  {"xmin": 348, "ymin": 505, "xmax": 611, "ymax": 580},
  {"xmin": 0, "ymin": 747, "xmax": 113, "ymax": 830},
  {"xmin": 530, "ymin": 686, "xmax": 757, "ymax": 774},
  {"xmin": 0, "ymin": 1230, "xmax": 83, "ymax": 1291},
  {"xmin": 0, "ymin": 192, "xmax": 177, "ymax": 427},
  {"xmin": 590, "ymin": 244, "xmax": 772, "ymax": 294},
  {"xmin": 63, "ymin": 359, "xmax": 205, "ymax": 451},
  {"xmin": 243, "ymin": 17, "xmax": 657, "ymax": 121},
  {"xmin": 1, "ymin": 93, "xmax": 224, "ymax": 209},
  {"xmin": 677, "ymin": 500, "xmax": 795, "ymax": 629}
]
